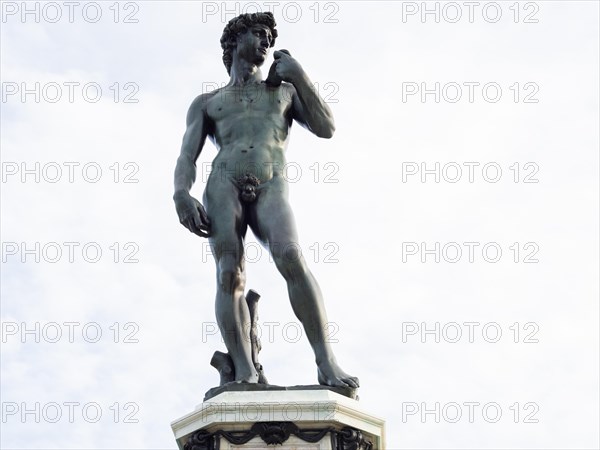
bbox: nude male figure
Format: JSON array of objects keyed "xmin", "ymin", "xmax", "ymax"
[{"xmin": 173, "ymin": 12, "xmax": 358, "ymax": 389}]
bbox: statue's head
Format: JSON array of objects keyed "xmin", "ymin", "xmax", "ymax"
[{"xmin": 220, "ymin": 12, "xmax": 278, "ymax": 75}]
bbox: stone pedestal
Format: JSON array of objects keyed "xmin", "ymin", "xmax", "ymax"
[{"xmin": 171, "ymin": 390, "xmax": 385, "ymax": 449}]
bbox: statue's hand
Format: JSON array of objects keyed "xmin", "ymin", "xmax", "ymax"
[
  {"xmin": 273, "ymin": 50, "xmax": 305, "ymax": 84},
  {"xmin": 173, "ymin": 191, "xmax": 211, "ymax": 238}
]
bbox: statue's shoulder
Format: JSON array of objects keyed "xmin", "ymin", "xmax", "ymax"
[
  {"xmin": 280, "ymin": 81, "xmax": 298, "ymax": 102},
  {"xmin": 186, "ymin": 91, "xmax": 220, "ymax": 124},
  {"xmin": 189, "ymin": 91, "xmax": 219, "ymax": 111},
  {"xmin": 281, "ymin": 81, "xmax": 296, "ymax": 94}
]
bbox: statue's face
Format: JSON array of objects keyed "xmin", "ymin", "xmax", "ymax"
[{"xmin": 235, "ymin": 24, "xmax": 273, "ymax": 66}]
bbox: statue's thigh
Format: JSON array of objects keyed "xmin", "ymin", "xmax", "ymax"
[
  {"xmin": 204, "ymin": 181, "xmax": 246, "ymax": 262},
  {"xmin": 252, "ymin": 186, "xmax": 300, "ymax": 252}
]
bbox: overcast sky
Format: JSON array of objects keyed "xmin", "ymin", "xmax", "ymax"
[{"xmin": 1, "ymin": 1, "xmax": 599, "ymax": 449}]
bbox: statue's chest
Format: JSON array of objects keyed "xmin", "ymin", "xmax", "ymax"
[{"xmin": 207, "ymin": 86, "xmax": 291, "ymax": 120}]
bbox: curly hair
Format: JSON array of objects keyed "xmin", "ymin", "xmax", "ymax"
[{"xmin": 220, "ymin": 12, "xmax": 278, "ymax": 75}]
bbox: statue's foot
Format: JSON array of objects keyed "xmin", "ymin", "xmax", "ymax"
[
  {"xmin": 234, "ymin": 369, "xmax": 259, "ymax": 384},
  {"xmin": 317, "ymin": 360, "xmax": 359, "ymax": 389}
]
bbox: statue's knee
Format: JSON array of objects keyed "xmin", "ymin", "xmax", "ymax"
[
  {"xmin": 218, "ymin": 266, "xmax": 244, "ymax": 294},
  {"xmin": 273, "ymin": 251, "xmax": 306, "ymax": 283},
  {"xmin": 272, "ymin": 242, "xmax": 303, "ymax": 267}
]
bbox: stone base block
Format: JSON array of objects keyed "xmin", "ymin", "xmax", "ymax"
[{"xmin": 171, "ymin": 390, "xmax": 385, "ymax": 449}]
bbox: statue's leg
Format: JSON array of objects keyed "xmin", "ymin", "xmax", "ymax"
[
  {"xmin": 204, "ymin": 179, "xmax": 258, "ymax": 384},
  {"xmin": 249, "ymin": 178, "xmax": 359, "ymax": 389}
]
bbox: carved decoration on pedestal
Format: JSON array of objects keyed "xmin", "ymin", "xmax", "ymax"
[
  {"xmin": 183, "ymin": 422, "xmax": 372, "ymax": 450},
  {"xmin": 334, "ymin": 427, "xmax": 373, "ymax": 450}
]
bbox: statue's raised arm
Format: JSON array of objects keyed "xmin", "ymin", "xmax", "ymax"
[{"xmin": 271, "ymin": 50, "xmax": 336, "ymax": 138}]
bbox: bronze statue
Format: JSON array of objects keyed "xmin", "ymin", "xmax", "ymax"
[{"xmin": 173, "ymin": 12, "xmax": 358, "ymax": 390}]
